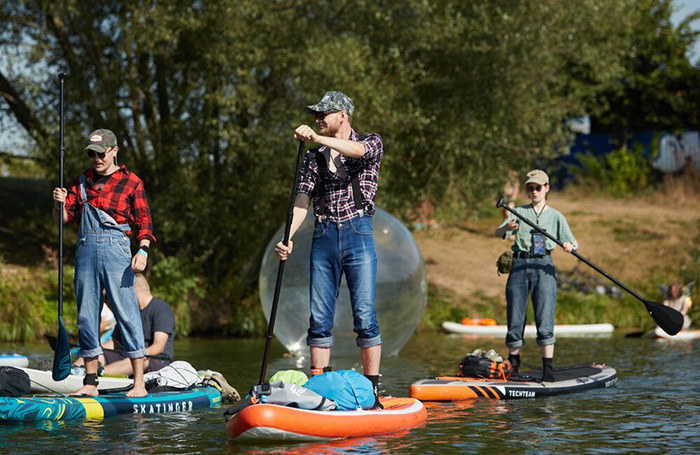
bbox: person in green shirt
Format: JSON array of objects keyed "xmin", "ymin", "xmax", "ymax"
[{"xmin": 495, "ymin": 169, "xmax": 578, "ymax": 382}]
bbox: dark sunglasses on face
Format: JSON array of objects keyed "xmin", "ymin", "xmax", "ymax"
[
  {"xmin": 527, "ymin": 184, "xmax": 545, "ymax": 192},
  {"xmin": 314, "ymin": 110, "xmax": 338, "ymax": 120},
  {"xmin": 86, "ymin": 149, "xmax": 107, "ymax": 159}
]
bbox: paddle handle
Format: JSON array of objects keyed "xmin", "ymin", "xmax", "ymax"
[{"xmin": 258, "ymin": 140, "xmax": 305, "ymax": 384}]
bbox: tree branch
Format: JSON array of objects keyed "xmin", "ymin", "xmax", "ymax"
[{"xmin": 0, "ymin": 69, "xmax": 47, "ymax": 144}]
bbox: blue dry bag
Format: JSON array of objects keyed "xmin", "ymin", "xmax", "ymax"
[{"xmin": 304, "ymin": 370, "xmax": 375, "ymax": 410}]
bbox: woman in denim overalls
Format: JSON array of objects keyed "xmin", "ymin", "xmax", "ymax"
[{"xmin": 53, "ymin": 129, "xmax": 152, "ymax": 397}]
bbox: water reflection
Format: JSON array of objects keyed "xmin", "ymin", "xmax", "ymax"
[
  {"xmin": 228, "ymin": 429, "xmax": 424, "ymax": 454},
  {"xmin": 1, "ymin": 333, "xmax": 699, "ymax": 454}
]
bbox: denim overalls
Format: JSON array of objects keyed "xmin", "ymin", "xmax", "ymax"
[{"xmin": 74, "ymin": 174, "xmax": 147, "ymax": 359}]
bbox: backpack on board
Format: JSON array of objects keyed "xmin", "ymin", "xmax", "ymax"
[{"xmin": 459, "ymin": 349, "xmax": 513, "ymax": 380}]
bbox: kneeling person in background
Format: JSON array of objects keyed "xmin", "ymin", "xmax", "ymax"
[
  {"xmin": 75, "ymin": 274, "xmax": 176, "ymax": 375},
  {"xmin": 105, "ymin": 273, "xmax": 175, "ymax": 375}
]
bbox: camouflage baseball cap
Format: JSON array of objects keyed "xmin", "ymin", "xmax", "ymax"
[
  {"xmin": 306, "ymin": 91, "xmax": 355, "ymax": 115},
  {"xmin": 84, "ymin": 129, "xmax": 117, "ymax": 154},
  {"xmin": 525, "ymin": 169, "xmax": 549, "ymax": 186}
]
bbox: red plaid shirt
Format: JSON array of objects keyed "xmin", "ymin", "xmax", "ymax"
[
  {"xmin": 297, "ymin": 129, "xmax": 383, "ymax": 222},
  {"xmin": 64, "ymin": 165, "xmax": 156, "ymax": 242}
]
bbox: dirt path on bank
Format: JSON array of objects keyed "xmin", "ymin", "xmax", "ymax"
[{"xmin": 413, "ymin": 191, "xmax": 700, "ymax": 304}]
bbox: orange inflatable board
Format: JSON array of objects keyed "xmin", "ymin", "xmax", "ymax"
[
  {"xmin": 410, "ymin": 364, "xmax": 617, "ymax": 401},
  {"xmin": 460, "ymin": 317, "xmax": 497, "ymax": 326},
  {"xmin": 226, "ymin": 397, "xmax": 427, "ymax": 441}
]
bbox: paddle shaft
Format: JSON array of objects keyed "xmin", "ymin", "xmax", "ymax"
[
  {"xmin": 58, "ymin": 73, "xmax": 65, "ymax": 319},
  {"xmin": 51, "ymin": 73, "xmax": 73, "ymax": 381},
  {"xmin": 258, "ymin": 140, "xmax": 305, "ymax": 384},
  {"xmin": 496, "ymin": 198, "xmax": 682, "ymax": 335}
]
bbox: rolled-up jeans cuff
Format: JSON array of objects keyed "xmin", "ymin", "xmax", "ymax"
[
  {"xmin": 307, "ymin": 335, "xmax": 334, "ymax": 348},
  {"xmin": 357, "ymin": 335, "xmax": 382, "ymax": 348},
  {"xmin": 536, "ymin": 337, "xmax": 556, "ymax": 346},
  {"xmin": 78, "ymin": 347, "xmax": 104, "ymax": 359},
  {"xmin": 506, "ymin": 340, "xmax": 524, "ymax": 349},
  {"xmin": 123, "ymin": 349, "xmax": 148, "ymax": 359}
]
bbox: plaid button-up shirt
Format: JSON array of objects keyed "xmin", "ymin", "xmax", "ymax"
[
  {"xmin": 64, "ymin": 165, "xmax": 156, "ymax": 242},
  {"xmin": 297, "ymin": 129, "xmax": 383, "ymax": 222}
]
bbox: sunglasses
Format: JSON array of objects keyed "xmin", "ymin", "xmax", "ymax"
[
  {"xmin": 314, "ymin": 110, "xmax": 339, "ymax": 120},
  {"xmin": 526, "ymin": 184, "xmax": 545, "ymax": 192},
  {"xmin": 86, "ymin": 149, "xmax": 107, "ymax": 159}
]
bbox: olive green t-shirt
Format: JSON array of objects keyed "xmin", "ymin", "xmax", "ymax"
[{"xmin": 499, "ymin": 205, "xmax": 577, "ymax": 253}]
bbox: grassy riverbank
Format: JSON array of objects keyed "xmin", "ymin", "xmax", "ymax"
[{"xmin": 1, "ymin": 177, "xmax": 699, "ymax": 341}]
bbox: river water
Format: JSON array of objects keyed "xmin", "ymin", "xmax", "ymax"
[{"xmin": 1, "ymin": 332, "xmax": 698, "ymax": 454}]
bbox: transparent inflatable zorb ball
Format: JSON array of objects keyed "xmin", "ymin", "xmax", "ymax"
[{"xmin": 259, "ymin": 209, "xmax": 427, "ymax": 358}]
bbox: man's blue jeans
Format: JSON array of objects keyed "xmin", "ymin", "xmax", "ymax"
[
  {"xmin": 307, "ymin": 215, "xmax": 382, "ymax": 348},
  {"xmin": 505, "ymin": 255, "xmax": 557, "ymax": 348}
]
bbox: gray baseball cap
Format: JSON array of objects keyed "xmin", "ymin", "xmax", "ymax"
[
  {"xmin": 306, "ymin": 91, "xmax": 355, "ymax": 115},
  {"xmin": 85, "ymin": 129, "xmax": 117, "ymax": 154}
]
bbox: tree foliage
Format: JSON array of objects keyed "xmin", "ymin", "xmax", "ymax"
[
  {"xmin": 1, "ymin": 0, "xmax": 697, "ymax": 333},
  {"xmin": 589, "ymin": 0, "xmax": 700, "ymax": 136}
]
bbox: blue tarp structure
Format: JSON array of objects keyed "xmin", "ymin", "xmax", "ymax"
[{"xmin": 549, "ymin": 131, "xmax": 665, "ymax": 188}]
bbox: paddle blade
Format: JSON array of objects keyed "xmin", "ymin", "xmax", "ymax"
[
  {"xmin": 44, "ymin": 333, "xmax": 58, "ymax": 351},
  {"xmin": 643, "ymin": 299, "xmax": 684, "ymax": 336},
  {"xmin": 52, "ymin": 321, "xmax": 72, "ymax": 381}
]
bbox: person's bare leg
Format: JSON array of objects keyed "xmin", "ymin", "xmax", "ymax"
[
  {"xmin": 360, "ymin": 345, "xmax": 381, "ymax": 376},
  {"xmin": 310, "ymin": 346, "xmax": 331, "ymax": 370},
  {"xmin": 71, "ymin": 357, "xmax": 99, "ymax": 396},
  {"xmin": 540, "ymin": 344, "xmax": 554, "ymax": 358},
  {"xmin": 102, "ymin": 358, "xmax": 135, "ymax": 376},
  {"xmin": 361, "ymin": 345, "xmax": 383, "ymax": 408},
  {"xmin": 126, "ymin": 357, "xmax": 147, "ymax": 397},
  {"xmin": 72, "ymin": 353, "xmax": 106, "ymax": 368}
]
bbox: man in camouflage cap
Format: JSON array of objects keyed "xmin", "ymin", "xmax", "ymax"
[{"xmin": 275, "ymin": 91, "xmax": 385, "ymax": 409}]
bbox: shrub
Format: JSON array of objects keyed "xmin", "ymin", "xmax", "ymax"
[
  {"xmin": 569, "ymin": 143, "xmax": 653, "ymax": 196},
  {"xmin": 149, "ymin": 256, "xmax": 204, "ymax": 337},
  {"xmin": 0, "ymin": 262, "xmax": 77, "ymax": 342}
]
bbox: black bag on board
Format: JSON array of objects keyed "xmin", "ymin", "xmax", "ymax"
[
  {"xmin": 0, "ymin": 366, "xmax": 31, "ymax": 397},
  {"xmin": 459, "ymin": 349, "xmax": 513, "ymax": 380}
]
